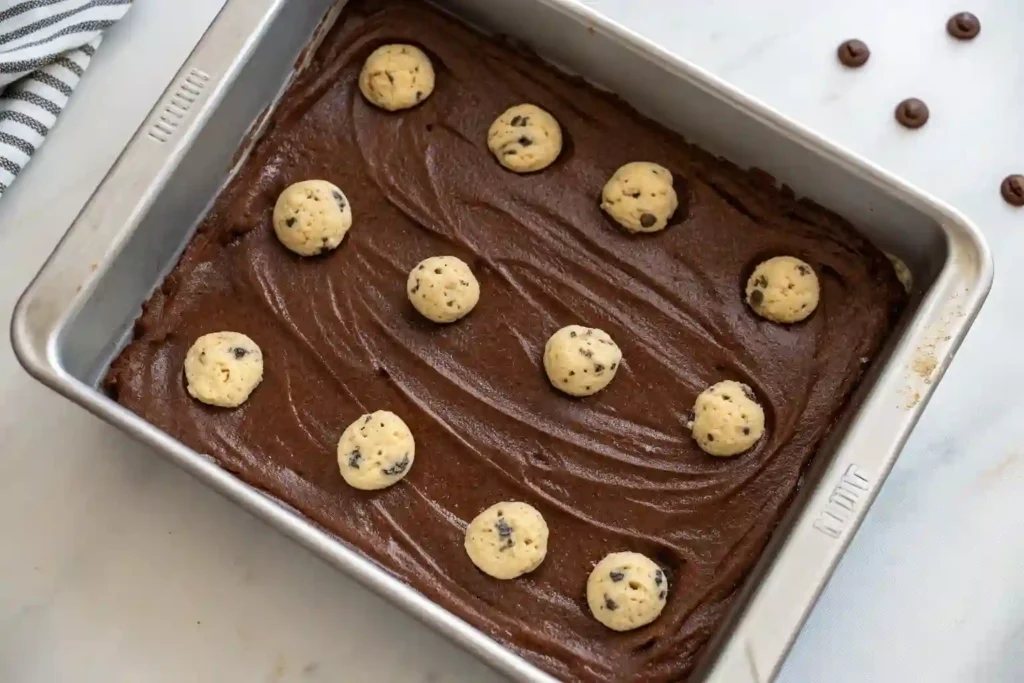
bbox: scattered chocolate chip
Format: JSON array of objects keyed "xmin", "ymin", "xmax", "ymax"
[
  {"xmin": 446, "ymin": 300, "xmax": 455, "ymax": 307},
  {"xmin": 947, "ymin": 12, "xmax": 980, "ymax": 40},
  {"xmin": 285, "ymin": 217, "xmax": 296, "ymax": 228},
  {"xmin": 797, "ymin": 264, "xmax": 810, "ymax": 276},
  {"xmin": 381, "ymin": 455, "xmax": 410, "ymax": 477},
  {"xmin": 518, "ymin": 136, "xmax": 533, "ymax": 147},
  {"xmin": 743, "ymin": 427, "xmax": 751, "ymax": 435},
  {"xmin": 654, "ymin": 570, "xmax": 663, "ymax": 586},
  {"xmin": 348, "ymin": 449, "xmax": 362, "ymax": 469},
  {"xmin": 231, "ymin": 347, "xmax": 248, "ymax": 359},
  {"xmin": 579, "ymin": 348, "xmax": 593, "ymax": 359},
  {"xmin": 837, "ymin": 39, "xmax": 870, "ymax": 67},
  {"xmin": 585, "ymin": 385, "xmax": 591, "ymax": 391},
  {"xmin": 639, "ymin": 212, "xmax": 657, "ymax": 228},
  {"xmin": 568, "ymin": 370, "xmax": 575, "ymax": 376},
  {"xmin": 332, "ymin": 191, "xmax": 346, "ymax": 209},
  {"xmin": 604, "ymin": 596, "xmax": 617, "ymax": 611},
  {"xmin": 659, "ymin": 590, "xmax": 666, "ymax": 600},
  {"xmin": 706, "ymin": 434, "xmax": 715, "ymax": 442},
  {"xmin": 569, "ymin": 331, "xmax": 577, "ymax": 338},
  {"xmin": 722, "ymin": 394, "xmax": 731, "ymax": 401},
  {"xmin": 434, "ymin": 268, "xmax": 442, "ymax": 274},
  {"xmin": 610, "ymin": 571, "xmax": 624, "ymax": 582},
  {"xmin": 510, "ymin": 115, "xmax": 522, "ymax": 126},
  {"xmin": 385, "ymin": 71, "xmax": 394, "ymax": 83},
  {"xmin": 749, "ymin": 289, "xmax": 765, "ymax": 307},
  {"xmin": 594, "ymin": 363, "xmax": 605, "ymax": 374},
  {"xmin": 415, "ymin": 90, "xmax": 423, "ymax": 101},
  {"xmin": 1000, "ymin": 174, "xmax": 1024, "ymax": 207},
  {"xmin": 895, "ymin": 98, "xmax": 929, "ymax": 129},
  {"xmin": 610, "ymin": 362, "xmax": 617, "ymax": 370},
  {"xmin": 364, "ymin": 415, "xmax": 372, "ymax": 425},
  {"xmin": 412, "ymin": 279, "xmax": 420, "ymax": 293},
  {"xmin": 755, "ymin": 275, "xmax": 768, "ymax": 288}
]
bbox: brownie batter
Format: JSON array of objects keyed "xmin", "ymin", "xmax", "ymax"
[{"xmin": 105, "ymin": 1, "xmax": 906, "ymax": 680}]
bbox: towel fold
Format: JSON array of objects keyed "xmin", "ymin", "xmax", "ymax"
[{"xmin": 0, "ymin": 0, "xmax": 133, "ymax": 196}]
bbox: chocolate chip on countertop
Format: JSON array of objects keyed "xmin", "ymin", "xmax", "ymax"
[
  {"xmin": 947, "ymin": 12, "xmax": 981, "ymax": 40},
  {"xmin": 895, "ymin": 98, "xmax": 929, "ymax": 129},
  {"xmin": 836, "ymin": 39, "xmax": 870, "ymax": 67},
  {"xmin": 1001, "ymin": 174, "xmax": 1024, "ymax": 207},
  {"xmin": 640, "ymin": 212, "xmax": 657, "ymax": 228}
]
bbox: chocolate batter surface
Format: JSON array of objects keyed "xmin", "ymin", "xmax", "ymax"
[{"xmin": 106, "ymin": 1, "xmax": 905, "ymax": 680}]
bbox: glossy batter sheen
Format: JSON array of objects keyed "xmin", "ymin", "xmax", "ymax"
[{"xmin": 105, "ymin": 1, "xmax": 906, "ymax": 680}]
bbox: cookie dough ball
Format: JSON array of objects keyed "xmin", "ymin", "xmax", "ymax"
[
  {"xmin": 487, "ymin": 104, "xmax": 562, "ymax": 173},
  {"xmin": 359, "ymin": 44, "xmax": 435, "ymax": 111},
  {"xmin": 886, "ymin": 252, "xmax": 913, "ymax": 293},
  {"xmin": 407, "ymin": 256, "xmax": 480, "ymax": 323},
  {"xmin": 273, "ymin": 180, "xmax": 352, "ymax": 256},
  {"xmin": 184, "ymin": 332, "xmax": 264, "ymax": 408},
  {"xmin": 745, "ymin": 256, "xmax": 820, "ymax": 323},
  {"xmin": 336, "ymin": 411, "xmax": 415, "ymax": 491},
  {"xmin": 587, "ymin": 552, "xmax": 668, "ymax": 632},
  {"xmin": 543, "ymin": 325, "xmax": 622, "ymax": 397},
  {"xmin": 688, "ymin": 380, "xmax": 765, "ymax": 457},
  {"xmin": 464, "ymin": 502, "xmax": 549, "ymax": 580},
  {"xmin": 601, "ymin": 162, "xmax": 678, "ymax": 233}
]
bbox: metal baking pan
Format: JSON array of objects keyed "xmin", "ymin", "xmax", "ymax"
[{"xmin": 11, "ymin": 0, "xmax": 992, "ymax": 680}]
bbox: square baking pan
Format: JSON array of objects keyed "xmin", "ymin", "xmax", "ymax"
[{"xmin": 11, "ymin": 0, "xmax": 992, "ymax": 681}]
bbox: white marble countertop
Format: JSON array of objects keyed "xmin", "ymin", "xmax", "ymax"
[{"xmin": 1, "ymin": 1, "xmax": 1020, "ymax": 681}]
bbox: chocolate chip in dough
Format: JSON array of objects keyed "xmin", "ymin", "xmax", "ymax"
[
  {"xmin": 947, "ymin": 12, "xmax": 981, "ymax": 40},
  {"xmin": 836, "ymin": 39, "xmax": 870, "ymax": 67},
  {"xmin": 610, "ymin": 571, "xmax": 624, "ymax": 582},
  {"xmin": 895, "ymin": 98, "xmax": 929, "ymax": 129},
  {"xmin": 348, "ymin": 449, "xmax": 362, "ymax": 469},
  {"xmin": 230, "ymin": 347, "xmax": 248, "ymax": 359},
  {"xmin": 381, "ymin": 454, "xmax": 410, "ymax": 476},
  {"xmin": 1000, "ymin": 175, "xmax": 1024, "ymax": 207},
  {"xmin": 640, "ymin": 212, "xmax": 657, "ymax": 228}
]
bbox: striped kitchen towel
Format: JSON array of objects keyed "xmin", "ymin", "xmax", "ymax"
[{"xmin": 0, "ymin": 0, "xmax": 133, "ymax": 196}]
